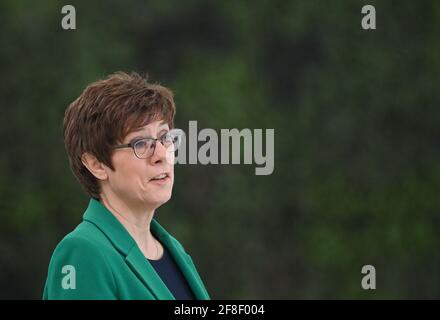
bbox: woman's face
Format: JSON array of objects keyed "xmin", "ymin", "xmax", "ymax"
[{"xmin": 104, "ymin": 120, "xmax": 175, "ymax": 210}]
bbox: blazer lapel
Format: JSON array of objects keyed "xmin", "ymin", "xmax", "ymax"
[
  {"xmin": 125, "ymin": 244, "xmax": 175, "ymax": 299},
  {"xmin": 152, "ymin": 220, "xmax": 210, "ymax": 300}
]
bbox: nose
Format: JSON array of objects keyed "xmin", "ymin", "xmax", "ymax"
[{"xmin": 149, "ymin": 140, "xmax": 168, "ymax": 165}]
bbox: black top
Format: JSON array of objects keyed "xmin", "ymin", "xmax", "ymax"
[{"xmin": 148, "ymin": 244, "xmax": 195, "ymax": 300}]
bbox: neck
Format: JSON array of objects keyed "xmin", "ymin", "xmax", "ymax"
[{"xmin": 100, "ymin": 189, "xmax": 158, "ymax": 257}]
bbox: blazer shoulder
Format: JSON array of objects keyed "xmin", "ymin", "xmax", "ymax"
[
  {"xmin": 66, "ymin": 220, "xmax": 111, "ymax": 245},
  {"xmin": 54, "ymin": 229, "xmax": 105, "ymax": 257},
  {"xmin": 49, "ymin": 226, "xmax": 115, "ymax": 274},
  {"xmin": 44, "ymin": 227, "xmax": 118, "ymax": 299},
  {"xmin": 47, "ymin": 221, "xmax": 117, "ymax": 282}
]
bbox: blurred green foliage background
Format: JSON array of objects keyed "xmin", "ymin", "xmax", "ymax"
[{"xmin": 0, "ymin": 0, "xmax": 439, "ymax": 299}]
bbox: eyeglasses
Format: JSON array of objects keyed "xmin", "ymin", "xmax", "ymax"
[{"xmin": 113, "ymin": 129, "xmax": 183, "ymax": 159}]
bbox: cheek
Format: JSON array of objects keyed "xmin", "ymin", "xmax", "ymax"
[
  {"xmin": 137, "ymin": 178, "xmax": 149, "ymax": 193},
  {"xmin": 111, "ymin": 156, "xmax": 146, "ymax": 189},
  {"xmin": 110, "ymin": 154, "xmax": 175, "ymax": 200},
  {"xmin": 120, "ymin": 161, "xmax": 141, "ymax": 179},
  {"xmin": 165, "ymin": 150, "xmax": 175, "ymax": 166}
]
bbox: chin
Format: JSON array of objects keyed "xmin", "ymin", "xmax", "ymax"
[{"xmin": 148, "ymin": 193, "xmax": 172, "ymax": 208}]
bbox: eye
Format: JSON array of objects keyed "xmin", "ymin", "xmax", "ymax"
[
  {"xmin": 134, "ymin": 140, "xmax": 147, "ymax": 148},
  {"xmin": 164, "ymin": 129, "xmax": 183, "ymax": 150},
  {"xmin": 134, "ymin": 139, "xmax": 152, "ymax": 154},
  {"xmin": 159, "ymin": 131, "xmax": 172, "ymax": 144}
]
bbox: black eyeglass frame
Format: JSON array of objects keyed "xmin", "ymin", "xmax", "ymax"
[{"xmin": 113, "ymin": 128, "xmax": 183, "ymax": 159}]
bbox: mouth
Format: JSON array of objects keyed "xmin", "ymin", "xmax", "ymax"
[{"xmin": 149, "ymin": 172, "xmax": 170, "ymax": 184}]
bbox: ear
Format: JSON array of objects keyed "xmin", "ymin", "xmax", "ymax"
[{"xmin": 81, "ymin": 153, "xmax": 109, "ymax": 181}]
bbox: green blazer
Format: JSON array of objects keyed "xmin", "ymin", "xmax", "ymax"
[{"xmin": 43, "ymin": 199, "xmax": 210, "ymax": 300}]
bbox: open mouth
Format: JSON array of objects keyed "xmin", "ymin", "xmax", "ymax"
[{"xmin": 149, "ymin": 173, "xmax": 170, "ymax": 182}]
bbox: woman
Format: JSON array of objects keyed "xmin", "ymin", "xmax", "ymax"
[{"xmin": 43, "ymin": 72, "xmax": 210, "ymax": 300}]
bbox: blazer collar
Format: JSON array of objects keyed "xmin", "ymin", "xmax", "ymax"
[{"xmin": 82, "ymin": 198, "xmax": 209, "ymax": 300}]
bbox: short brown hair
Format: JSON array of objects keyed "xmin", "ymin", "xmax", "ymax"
[{"xmin": 63, "ymin": 72, "xmax": 176, "ymax": 200}]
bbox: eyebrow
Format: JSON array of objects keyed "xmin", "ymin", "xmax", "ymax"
[
  {"xmin": 127, "ymin": 127, "xmax": 169, "ymax": 144},
  {"xmin": 130, "ymin": 121, "xmax": 168, "ymax": 134}
]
